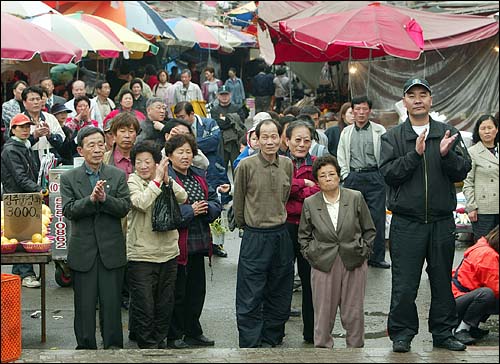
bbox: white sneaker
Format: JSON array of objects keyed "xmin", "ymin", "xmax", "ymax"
[{"xmin": 22, "ymin": 275, "xmax": 41, "ymax": 288}]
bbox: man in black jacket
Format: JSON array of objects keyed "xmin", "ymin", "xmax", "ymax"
[{"xmin": 380, "ymin": 78, "xmax": 472, "ymax": 353}]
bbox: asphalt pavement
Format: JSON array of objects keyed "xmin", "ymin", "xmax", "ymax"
[{"xmin": 2, "ymin": 229, "xmax": 498, "ymax": 363}]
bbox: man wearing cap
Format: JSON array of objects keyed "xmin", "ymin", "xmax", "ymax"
[
  {"xmin": 210, "ymin": 85, "xmax": 249, "ymax": 172},
  {"xmin": 380, "ymin": 78, "xmax": 472, "ymax": 353},
  {"xmin": 51, "ymin": 103, "xmax": 77, "ymax": 165},
  {"xmin": 337, "ymin": 95, "xmax": 389, "ymax": 269},
  {"xmin": 1, "ymin": 114, "xmax": 43, "ymax": 288}
]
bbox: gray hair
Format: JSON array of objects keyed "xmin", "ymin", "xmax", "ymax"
[
  {"xmin": 180, "ymin": 69, "xmax": 191, "ymax": 77},
  {"xmin": 285, "ymin": 119, "xmax": 316, "ymax": 140},
  {"xmin": 146, "ymin": 97, "xmax": 166, "ymax": 109}
]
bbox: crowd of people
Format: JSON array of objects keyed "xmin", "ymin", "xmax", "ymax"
[{"xmin": 1, "ymin": 68, "xmax": 498, "ymax": 353}]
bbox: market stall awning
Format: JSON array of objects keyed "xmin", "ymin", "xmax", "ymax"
[{"xmin": 1, "ymin": 12, "xmax": 83, "ymax": 64}]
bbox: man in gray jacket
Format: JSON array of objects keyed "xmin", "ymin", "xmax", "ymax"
[
  {"xmin": 61, "ymin": 126, "xmax": 131, "ymax": 349},
  {"xmin": 337, "ymin": 96, "xmax": 389, "ymax": 269}
]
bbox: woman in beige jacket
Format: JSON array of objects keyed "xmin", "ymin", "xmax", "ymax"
[
  {"xmin": 298, "ymin": 155, "xmax": 375, "ymax": 349},
  {"xmin": 463, "ymin": 115, "xmax": 499, "ymax": 242},
  {"xmin": 127, "ymin": 140, "xmax": 187, "ymax": 349}
]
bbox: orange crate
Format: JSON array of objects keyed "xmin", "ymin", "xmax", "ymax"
[{"xmin": 1, "ymin": 274, "xmax": 21, "ymax": 363}]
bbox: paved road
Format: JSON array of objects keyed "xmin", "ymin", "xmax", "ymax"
[{"xmin": 2, "ymin": 230, "xmax": 498, "ymax": 361}]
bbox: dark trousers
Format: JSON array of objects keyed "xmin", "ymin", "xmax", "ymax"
[
  {"xmin": 388, "ymin": 215, "xmax": 458, "ymax": 343},
  {"xmin": 72, "ymin": 256, "xmax": 125, "ymax": 349},
  {"xmin": 12, "ymin": 263, "xmax": 35, "ymax": 279},
  {"xmin": 168, "ymin": 254, "xmax": 207, "ymax": 341},
  {"xmin": 286, "ymin": 222, "xmax": 314, "ymax": 342},
  {"xmin": 128, "ymin": 259, "xmax": 177, "ymax": 348},
  {"xmin": 236, "ymin": 224, "xmax": 294, "ymax": 348},
  {"xmin": 343, "ymin": 171, "xmax": 386, "ymax": 263},
  {"xmin": 472, "ymin": 214, "xmax": 499, "ymax": 242},
  {"xmin": 455, "ymin": 287, "xmax": 499, "ymax": 328}
]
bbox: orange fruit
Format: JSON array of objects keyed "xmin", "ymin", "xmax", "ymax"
[{"xmin": 32, "ymin": 233, "xmax": 43, "ymax": 243}]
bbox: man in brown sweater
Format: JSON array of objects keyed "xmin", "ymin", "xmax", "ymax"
[{"xmin": 233, "ymin": 118, "xmax": 294, "ymax": 348}]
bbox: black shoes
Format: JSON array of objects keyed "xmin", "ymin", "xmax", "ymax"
[
  {"xmin": 167, "ymin": 338, "xmax": 190, "ymax": 349},
  {"xmin": 454, "ymin": 330, "xmax": 476, "ymax": 345},
  {"xmin": 368, "ymin": 260, "xmax": 391, "ymax": 269},
  {"xmin": 433, "ymin": 337, "xmax": 466, "ymax": 351},
  {"xmin": 213, "ymin": 244, "xmax": 228, "ymax": 258},
  {"xmin": 470, "ymin": 326, "xmax": 489, "ymax": 339},
  {"xmin": 184, "ymin": 334, "xmax": 215, "ymax": 346},
  {"xmin": 393, "ymin": 340, "xmax": 411, "ymax": 353}
]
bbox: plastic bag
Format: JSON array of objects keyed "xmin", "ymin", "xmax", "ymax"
[{"xmin": 151, "ymin": 180, "xmax": 182, "ymax": 232}]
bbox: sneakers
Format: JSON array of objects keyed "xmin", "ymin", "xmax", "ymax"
[
  {"xmin": 433, "ymin": 337, "xmax": 466, "ymax": 351},
  {"xmin": 454, "ymin": 330, "xmax": 476, "ymax": 345},
  {"xmin": 213, "ymin": 244, "xmax": 228, "ymax": 258},
  {"xmin": 22, "ymin": 275, "xmax": 41, "ymax": 288},
  {"xmin": 470, "ymin": 326, "xmax": 489, "ymax": 339},
  {"xmin": 393, "ymin": 340, "xmax": 411, "ymax": 353}
]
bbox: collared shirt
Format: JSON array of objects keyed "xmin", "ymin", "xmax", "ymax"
[
  {"xmin": 113, "ymin": 149, "xmax": 133, "ymax": 180},
  {"xmin": 84, "ymin": 162, "xmax": 101, "ymax": 189},
  {"xmin": 322, "ymin": 190, "xmax": 341, "ymax": 230},
  {"xmin": 233, "ymin": 152, "xmax": 293, "ymax": 228},
  {"xmin": 173, "ymin": 82, "xmax": 203, "ymax": 104},
  {"xmin": 96, "ymin": 97, "xmax": 113, "ymax": 124},
  {"xmin": 350, "ymin": 122, "xmax": 377, "ymax": 169}
]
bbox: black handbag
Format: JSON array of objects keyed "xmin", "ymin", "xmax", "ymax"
[{"xmin": 151, "ymin": 180, "xmax": 183, "ymax": 232}]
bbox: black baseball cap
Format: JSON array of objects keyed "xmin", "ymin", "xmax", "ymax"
[
  {"xmin": 50, "ymin": 103, "xmax": 72, "ymax": 115},
  {"xmin": 217, "ymin": 85, "xmax": 230, "ymax": 94},
  {"xmin": 403, "ymin": 78, "xmax": 431, "ymax": 95}
]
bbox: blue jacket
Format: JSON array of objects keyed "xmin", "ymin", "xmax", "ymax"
[{"xmin": 194, "ymin": 115, "xmax": 229, "ymax": 189}]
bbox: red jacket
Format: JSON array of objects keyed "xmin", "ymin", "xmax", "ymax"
[
  {"xmin": 286, "ymin": 154, "xmax": 320, "ymax": 225},
  {"xmin": 452, "ymin": 237, "xmax": 499, "ymax": 299}
]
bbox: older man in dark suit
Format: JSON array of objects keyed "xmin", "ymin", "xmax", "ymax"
[{"xmin": 61, "ymin": 126, "xmax": 131, "ymax": 350}]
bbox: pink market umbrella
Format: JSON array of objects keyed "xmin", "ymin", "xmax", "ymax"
[
  {"xmin": 164, "ymin": 17, "xmax": 233, "ymax": 51},
  {"xmin": 278, "ymin": 2, "xmax": 424, "ymax": 61},
  {"xmin": 1, "ymin": 12, "xmax": 83, "ymax": 64},
  {"xmin": 29, "ymin": 13, "xmax": 127, "ymax": 58}
]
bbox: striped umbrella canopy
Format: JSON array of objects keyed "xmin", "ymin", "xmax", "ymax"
[
  {"xmin": 164, "ymin": 18, "xmax": 233, "ymax": 52},
  {"xmin": 1, "ymin": 0, "xmax": 60, "ymax": 18},
  {"xmin": 209, "ymin": 27, "xmax": 257, "ymax": 48},
  {"xmin": 1, "ymin": 12, "xmax": 83, "ymax": 64},
  {"xmin": 29, "ymin": 13, "xmax": 127, "ymax": 58},
  {"xmin": 44, "ymin": 1, "xmax": 176, "ymax": 38},
  {"xmin": 67, "ymin": 13, "xmax": 158, "ymax": 56}
]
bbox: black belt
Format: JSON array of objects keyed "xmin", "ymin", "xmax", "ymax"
[{"xmin": 350, "ymin": 167, "xmax": 378, "ymax": 173}]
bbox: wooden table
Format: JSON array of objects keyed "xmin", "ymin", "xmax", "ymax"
[{"xmin": 1, "ymin": 251, "xmax": 52, "ymax": 343}]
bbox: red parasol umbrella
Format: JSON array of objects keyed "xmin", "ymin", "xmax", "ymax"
[
  {"xmin": 278, "ymin": 2, "xmax": 424, "ymax": 61},
  {"xmin": 1, "ymin": 12, "xmax": 83, "ymax": 64}
]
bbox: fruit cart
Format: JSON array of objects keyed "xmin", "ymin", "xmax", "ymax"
[{"xmin": 48, "ymin": 166, "xmax": 73, "ymax": 287}]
